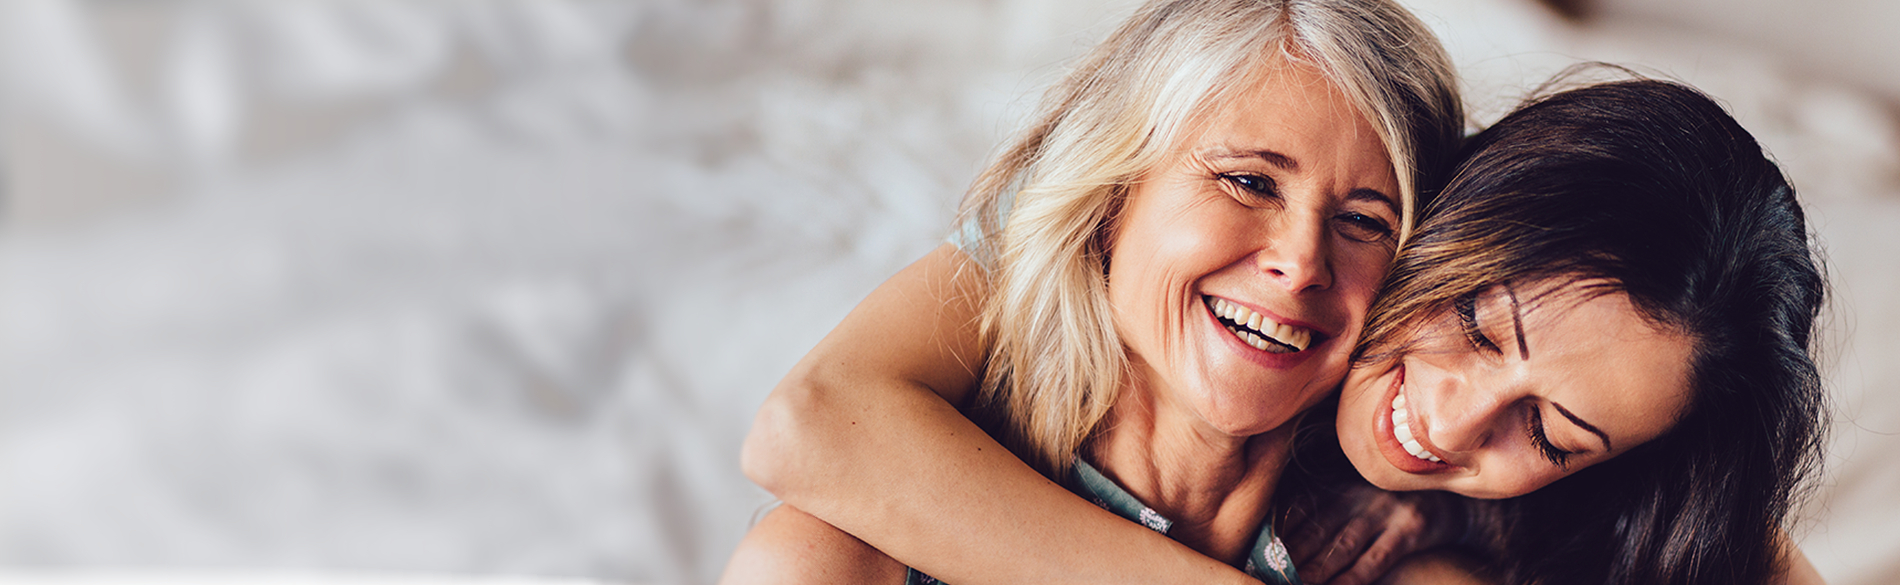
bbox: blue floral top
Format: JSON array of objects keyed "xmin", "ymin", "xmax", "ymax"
[{"xmin": 904, "ymin": 458, "xmax": 1301, "ymax": 585}]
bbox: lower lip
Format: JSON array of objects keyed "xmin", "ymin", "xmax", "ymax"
[
  {"xmin": 1374, "ymin": 364, "xmax": 1455, "ymax": 474},
  {"xmin": 1203, "ymin": 300, "xmax": 1319, "ymax": 369}
]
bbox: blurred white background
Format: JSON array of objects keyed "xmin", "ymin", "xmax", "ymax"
[{"xmin": 0, "ymin": 1, "xmax": 1894, "ymax": 584}]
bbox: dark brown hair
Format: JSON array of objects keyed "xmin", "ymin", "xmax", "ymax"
[{"xmin": 1357, "ymin": 78, "xmax": 1827, "ymax": 584}]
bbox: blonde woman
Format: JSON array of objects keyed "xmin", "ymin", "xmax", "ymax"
[{"xmin": 725, "ymin": 0, "xmax": 1462, "ymax": 583}]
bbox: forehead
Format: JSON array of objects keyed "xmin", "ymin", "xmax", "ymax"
[
  {"xmin": 1174, "ymin": 55, "xmax": 1398, "ymax": 191},
  {"xmin": 1511, "ymin": 280, "xmax": 1697, "ymax": 449}
]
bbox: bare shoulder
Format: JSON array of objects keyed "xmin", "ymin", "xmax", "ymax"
[
  {"xmin": 720, "ymin": 504, "xmax": 910, "ymax": 585},
  {"xmin": 1372, "ymin": 549, "xmax": 1495, "ymax": 585}
]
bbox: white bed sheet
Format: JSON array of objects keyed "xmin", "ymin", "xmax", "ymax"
[{"xmin": 0, "ymin": 1, "xmax": 1893, "ymax": 584}]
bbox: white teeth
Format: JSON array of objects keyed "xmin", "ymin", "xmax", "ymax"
[
  {"xmin": 1204, "ymin": 297, "xmax": 1314, "ymax": 353},
  {"xmin": 1247, "ymin": 332, "xmax": 1270, "ymax": 351},
  {"xmin": 1389, "ymin": 394, "xmax": 1442, "ymax": 463}
]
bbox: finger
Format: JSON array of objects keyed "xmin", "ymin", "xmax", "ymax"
[
  {"xmin": 1301, "ymin": 514, "xmax": 1380, "ymax": 584},
  {"xmin": 1282, "ymin": 506, "xmax": 1312, "ymax": 541},
  {"xmin": 1286, "ymin": 509, "xmax": 1354, "ymax": 573},
  {"xmin": 1283, "ymin": 504, "xmax": 1349, "ymax": 567},
  {"xmin": 1331, "ymin": 528, "xmax": 1418, "ymax": 585},
  {"xmin": 1298, "ymin": 494, "xmax": 1375, "ymax": 554},
  {"xmin": 1284, "ymin": 516, "xmax": 1324, "ymax": 568}
]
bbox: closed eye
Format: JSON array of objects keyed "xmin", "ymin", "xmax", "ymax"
[
  {"xmin": 1456, "ymin": 292, "xmax": 1500, "ymax": 353},
  {"xmin": 1527, "ymin": 406, "xmax": 1574, "ymax": 469}
]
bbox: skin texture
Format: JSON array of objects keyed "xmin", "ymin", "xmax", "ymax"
[
  {"xmin": 719, "ymin": 506, "xmax": 907, "ymax": 585},
  {"xmin": 1335, "ymin": 279, "xmax": 1698, "ymax": 499}
]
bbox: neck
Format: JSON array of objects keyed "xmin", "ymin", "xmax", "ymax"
[{"xmin": 1087, "ymin": 379, "xmax": 1300, "ymax": 565}]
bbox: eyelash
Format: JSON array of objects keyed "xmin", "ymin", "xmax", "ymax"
[
  {"xmin": 1335, "ymin": 211, "xmax": 1395, "ymax": 243},
  {"xmin": 1454, "ymin": 293, "xmax": 1500, "ymax": 353},
  {"xmin": 1527, "ymin": 407, "xmax": 1573, "ymax": 469},
  {"xmin": 1220, "ymin": 173, "xmax": 1278, "ymax": 201},
  {"xmin": 1218, "ymin": 173, "xmax": 1394, "ymax": 242}
]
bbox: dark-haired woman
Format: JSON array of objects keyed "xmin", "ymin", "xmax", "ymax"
[
  {"xmin": 1325, "ymin": 77, "xmax": 1827, "ymax": 584},
  {"xmin": 736, "ymin": 78, "xmax": 1826, "ymax": 584}
]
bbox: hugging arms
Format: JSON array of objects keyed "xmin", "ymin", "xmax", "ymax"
[{"xmin": 723, "ymin": 1, "xmax": 1829, "ymax": 583}]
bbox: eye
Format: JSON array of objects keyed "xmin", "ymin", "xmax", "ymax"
[
  {"xmin": 1455, "ymin": 292, "xmax": 1501, "ymax": 354},
  {"xmin": 1527, "ymin": 406, "xmax": 1574, "ymax": 469},
  {"xmin": 1334, "ymin": 211, "xmax": 1395, "ymax": 243},
  {"xmin": 1219, "ymin": 173, "xmax": 1279, "ymax": 204}
]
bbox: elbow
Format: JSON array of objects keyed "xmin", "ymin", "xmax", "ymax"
[{"xmin": 742, "ymin": 365, "xmax": 832, "ymax": 499}]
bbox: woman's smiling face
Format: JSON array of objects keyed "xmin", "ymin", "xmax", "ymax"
[
  {"xmin": 1105, "ymin": 55, "xmax": 1400, "ymax": 438},
  {"xmin": 1335, "ymin": 278, "xmax": 1698, "ymax": 498}
]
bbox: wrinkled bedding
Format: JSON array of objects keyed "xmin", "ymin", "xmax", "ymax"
[{"xmin": 0, "ymin": 1, "xmax": 1894, "ymax": 584}]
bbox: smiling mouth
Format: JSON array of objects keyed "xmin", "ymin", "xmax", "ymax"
[{"xmin": 1203, "ymin": 296, "xmax": 1315, "ymax": 354}]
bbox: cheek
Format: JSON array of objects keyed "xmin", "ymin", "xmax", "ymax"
[
  {"xmin": 1103, "ymin": 242, "xmax": 1195, "ymax": 354},
  {"xmin": 1336, "ymin": 247, "xmax": 1393, "ymax": 295},
  {"xmin": 1328, "ymin": 247, "xmax": 1392, "ymax": 325},
  {"xmin": 1475, "ymin": 456, "xmax": 1573, "ymax": 499},
  {"xmin": 1335, "ymin": 372, "xmax": 1390, "ymax": 468}
]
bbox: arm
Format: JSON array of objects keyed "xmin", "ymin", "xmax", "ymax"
[
  {"xmin": 719, "ymin": 505, "xmax": 908, "ymax": 585},
  {"xmin": 741, "ymin": 244, "xmax": 1257, "ymax": 585}
]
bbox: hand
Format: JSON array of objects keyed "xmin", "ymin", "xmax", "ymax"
[{"xmin": 1281, "ymin": 483, "xmax": 1465, "ymax": 585}]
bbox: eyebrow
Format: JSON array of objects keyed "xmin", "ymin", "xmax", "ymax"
[
  {"xmin": 1504, "ymin": 284, "xmax": 1529, "ymax": 360},
  {"xmin": 1552, "ymin": 402, "xmax": 1613, "ymax": 451},
  {"xmin": 1347, "ymin": 187, "xmax": 1399, "ymax": 218},
  {"xmin": 1205, "ymin": 148, "xmax": 1297, "ymax": 171}
]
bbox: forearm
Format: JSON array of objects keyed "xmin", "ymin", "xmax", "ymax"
[
  {"xmin": 719, "ymin": 505, "xmax": 908, "ymax": 585},
  {"xmin": 741, "ymin": 245, "xmax": 1258, "ymax": 585},
  {"xmin": 748, "ymin": 373, "xmax": 1252, "ymax": 584}
]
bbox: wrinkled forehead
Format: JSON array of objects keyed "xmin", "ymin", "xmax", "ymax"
[{"xmin": 1171, "ymin": 55, "xmax": 1394, "ymax": 179}]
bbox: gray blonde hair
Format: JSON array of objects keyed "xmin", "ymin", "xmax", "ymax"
[{"xmin": 963, "ymin": 0, "xmax": 1464, "ymax": 477}]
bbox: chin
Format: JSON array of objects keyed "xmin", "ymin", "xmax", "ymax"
[{"xmin": 1343, "ymin": 449, "xmax": 1416, "ymax": 491}]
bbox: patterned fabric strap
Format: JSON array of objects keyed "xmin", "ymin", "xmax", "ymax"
[
  {"xmin": 1072, "ymin": 459, "xmax": 1301, "ymax": 585},
  {"xmin": 905, "ymin": 459, "xmax": 1300, "ymax": 585},
  {"xmin": 1245, "ymin": 517, "xmax": 1301, "ymax": 585},
  {"xmin": 900, "ymin": 461, "xmax": 1292, "ymax": 585}
]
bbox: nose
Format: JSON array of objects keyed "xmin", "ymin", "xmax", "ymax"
[
  {"xmin": 1253, "ymin": 212, "xmax": 1333, "ymax": 292},
  {"xmin": 1420, "ymin": 368, "xmax": 1514, "ymax": 454}
]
